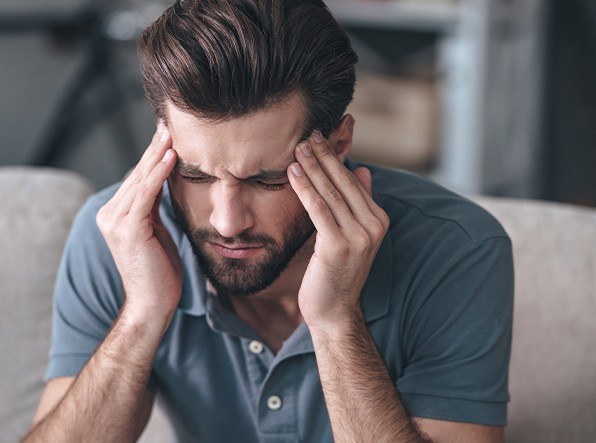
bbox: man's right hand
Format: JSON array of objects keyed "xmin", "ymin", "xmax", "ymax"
[
  {"xmin": 96, "ymin": 122, "xmax": 182, "ymax": 320},
  {"xmin": 25, "ymin": 123, "xmax": 178, "ymax": 442}
]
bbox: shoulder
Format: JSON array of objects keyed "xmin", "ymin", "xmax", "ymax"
[
  {"xmin": 51, "ymin": 183, "xmax": 125, "ymax": 338},
  {"xmin": 362, "ymin": 162, "xmax": 509, "ymax": 246},
  {"xmin": 358, "ymin": 163, "xmax": 514, "ymax": 426},
  {"xmin": 358, "ymin": 161, "xmax": 513, "ymax": 313},
  {"xmin": 73, "ymin": 182, "xmax": 121, "ymax": 227}
]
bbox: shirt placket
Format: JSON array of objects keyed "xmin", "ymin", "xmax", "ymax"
[{"xmin": 205, "ymin": 292, "xmax": 312, "ymax": 441}]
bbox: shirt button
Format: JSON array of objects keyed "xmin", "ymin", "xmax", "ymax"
[
  {"xmin": 267, "ymin": 395, "xmax": 282, "ymax": 411},
  {"xmin": 249, "ymin": 340, "xmax": 264, "ymax": 354}
]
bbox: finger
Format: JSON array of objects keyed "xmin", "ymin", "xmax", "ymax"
[
  {"xmin": 117, "ymin": 121, "xmax": 168, "ymax": 187},
  {"xmin": 287, "ymin": 162, "xmax": 346, "ymax": 242},
  {"xmin": 352, "ymin": 167, "xmax": 387, "ymax": 225},
  {"xmin": 294, "ymin": 143, "xmax": 364, "ymax": 231},
  {"xmin": 113, "ymin": 128, "xmax": 172, "ymax": 217},
  {"xmin": 298, "ymin": 137, "xmax": 378, "ymax": 230},
  {"xmin": 129, "ymin": 148, "xmax": 177, "ymax": 220},
  {"xmin": 115, "ymin": 122, "xmax": 170, "ymax": 197},
  {"xmin": 309, "ymin": 132, "xmax": 388, "ymax": 225},
  {"xmin": 353, "ymin": 167, "xmax": 372, "ymax": 196},
  {"xmin": 353, "ymin": 168, "xmax": 390, "ymax": 226},
  {"xmin": 150, "ymin": 187, "xmax": 180, "ymax": 277},
  {"xmin": 138, "ymin": 124, "xmax": 172, "ymax": 178},
  {"xmin": 151, "ymin": 188, "xmax": 164, "ymax": 222},
  {"xmin": 308, "ymin": 133, "xmax": 373, "ymax": 209}
]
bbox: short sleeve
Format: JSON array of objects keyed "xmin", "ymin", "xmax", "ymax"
[
  {"xmin": 397, "ymin": 236, "xmax": 514, "ymax": 426},
  {"xmin": 44, "ymin": 190, "xmax": 124, "ymax": 381}
]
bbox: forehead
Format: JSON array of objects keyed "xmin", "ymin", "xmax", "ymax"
[{"xmin": 165, "ymin": 96, "xmax": 307, "ymax": 177}]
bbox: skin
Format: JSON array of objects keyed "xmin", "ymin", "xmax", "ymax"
[{"xmin": 26, "ymin": 94, "xmax": 503, "ymax": 442}]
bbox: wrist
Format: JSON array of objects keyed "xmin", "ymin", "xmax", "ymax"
[
  {"xmin": 96, "ymin": 305, "xmax": 174, "ymax": 370},
  {"xmin": 307, "ymin": 307, "xmax": 366, "ymax": 342},
  {"xmin": 120, "ymin": 301, "xmax": 176, "ymax": 336}
]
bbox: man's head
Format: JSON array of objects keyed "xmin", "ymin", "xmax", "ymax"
[
  {"xmin": 137, "ymin": 0, "xmax": 358, "ymax": 297},
  {"xmin": 137, "ymin": 0, "xmax": 357, "ymax": 139}
]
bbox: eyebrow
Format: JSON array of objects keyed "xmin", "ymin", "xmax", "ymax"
[{"xmin": 175, "ymin": 158, "xmax": 289, "ymax": 181}]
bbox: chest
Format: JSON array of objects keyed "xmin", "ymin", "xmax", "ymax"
[{"xmin": 152, "ymin": 315, "xmax": 332, "ymax": 442}]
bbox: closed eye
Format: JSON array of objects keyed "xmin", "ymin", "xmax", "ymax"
[
  {"xmin": 180, "ymin": 175, "xmax": 214, "ymax": 184},
  {"xmin": 181, "ymin": 175, "xmax": 287, "ymax": 191},
  {"xmin": 254, "ymin": 181, "xmax": 288, "ymax": 191}
]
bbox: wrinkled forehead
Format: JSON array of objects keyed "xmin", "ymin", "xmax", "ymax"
[{"xmin": 164, "ymin": 96, "xmax": 308, "ymax": 177}]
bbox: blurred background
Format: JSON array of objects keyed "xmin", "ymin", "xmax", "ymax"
[{"xmin": 1, "ymin": 0, "xmax": 595, "ymax": 206}]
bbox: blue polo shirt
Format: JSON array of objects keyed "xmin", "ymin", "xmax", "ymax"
[{"xmin": 45, "ymin": 161, "xmax": 513, "ymax": 442}]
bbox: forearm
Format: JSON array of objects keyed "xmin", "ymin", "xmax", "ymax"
[
  {"xmin": 24, "ymin": 306, "xmax": 171, "ymax": 443},
  {"xmin": 310, "ymin": 312, "xmax": 429, "ymax": 443}
]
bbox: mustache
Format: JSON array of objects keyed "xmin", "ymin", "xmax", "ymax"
[{"xmin": 192, "ymin": 228, "xmax": 276, "ymax": 248}]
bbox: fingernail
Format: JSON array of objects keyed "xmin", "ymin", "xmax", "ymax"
[
  {"xmin": 290, "ymin": 163, "xmax": 304, "ymax": 177},
  {"xmin": 299, "ymin": 142, "xmax": 312, "ymax": 157},
  {"xmin": 157, "ymin": 120, "xmax": 166, "ymax": 132},
  {"xmin": 160, "ymin": 129, "xmax": 169, "ymax": 142},
  {"xmin": 161, "ymin": 149, "xmax": 173, "ymax": 163},
  {"xmin": 312, "ymin": 130, "xmax": 323, "ymax": 144}
]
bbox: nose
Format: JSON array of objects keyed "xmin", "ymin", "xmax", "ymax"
[{"xmin": 209, "ymin": 183, "xmax": 255, "ymax": 238}]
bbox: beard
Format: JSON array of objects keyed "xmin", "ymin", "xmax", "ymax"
[{"xmin": 169, "ymin": 189, "xmax": 315, "ymax": 297}]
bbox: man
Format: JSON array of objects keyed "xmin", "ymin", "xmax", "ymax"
[{"xmin": 25, "ymin": 0, "xmax": 513, "ymax": 441}]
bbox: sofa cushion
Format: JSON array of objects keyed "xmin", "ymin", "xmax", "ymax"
[
  {"xmin": 0, "ymin": 167, "xmax": 94, "ymax": 440},
  {"xmin": 474, "ymin": 197, "xmax": 596, "ymax": 442}
]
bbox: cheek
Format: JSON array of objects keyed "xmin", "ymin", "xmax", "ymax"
[
  {"xmin": 270, "ymin": 188, "xmax": 309, "ymax": 226},
  {"xmin": 169, "ymin": 179, "xmax": 212, "ymax": 222}
]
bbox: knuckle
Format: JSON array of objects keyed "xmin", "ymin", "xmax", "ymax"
[
  {"xmin": 311, "ymin": 196, "xmax": 328, "ymax": 213},
  {"xmin": 334, "ymin": 241, "xmax": 350, "ymax": 258},
  {"xmin": 379, "ymin": 211, "xmax": 391, "ymax": 231},
  {"xmin": 298, "ymin": 155, "xmax": 316, "ymax": 173},
  {"xmin": 324, "ymin": 184, "xmax": 344, "ymax": 205},
  {"xmin": 341, "ymin": 170, "xmax": 358, "ymax": 187},
  {"xmin": 99, "ymin": 220, "xmax": 115, "ymax": 240},
  {"xmin": 370, "ymin": 218, "xmax": 387, "ymax": 238},
  {"xmin": 352, "ymin": 227, "xmax": 371, "ymax": 250},
  {"xmin": 96, "ymin": 206, "xmax": 112, "ymax": 231},
  {"xmin": 296, "ymin": 180, "xmax": 313, "ymax": 193},
  {"xmin": 96, "ymin": 207, "xmax": 106, "ymax": 225},
  {"xmin": 137, "ymin": 184, "xmax": 152, "ymax": 199},
  {"xmin": 316, "ymin": 146, "xmax": 333, "ymax": 160}
]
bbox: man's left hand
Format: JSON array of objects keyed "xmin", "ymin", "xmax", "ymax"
[{"xmin": 287, "ymin": 131, "xmax": 390, "ymax": 334}]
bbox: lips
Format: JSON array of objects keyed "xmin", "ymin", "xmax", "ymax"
[{"xmin": 207, "ymin": 242, "xmax": 263, "ymax": 259}]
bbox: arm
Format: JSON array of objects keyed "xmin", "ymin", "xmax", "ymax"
[
  {"xmin": 33, "ymin": 377, "xmax": 154, "ymax": 433},
  {"xmin": 25, "ymin": 314, "xmax": 160, "ymax": 442},
  {"xmin": 32, "ymin": 377, "xmax": 75, "ymax": 426},
  {"xmin": 24, "ymin": 123, "xmax": 181, "ymax": 442},
  {"xmin": 311, "ymin": 315, "xmax": 504, "ymax": 443},
  {"xmin": 310, "ymin": 313, "xmax": 428, "ymax": 442},
  {"xmin": 288, "ymin": 130, "xmax": 504, "ymax": 442}
]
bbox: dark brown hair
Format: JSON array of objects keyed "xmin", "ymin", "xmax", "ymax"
[{"xmin": 137, "ymin": 0, "xmax": 357, "ymax": 138}]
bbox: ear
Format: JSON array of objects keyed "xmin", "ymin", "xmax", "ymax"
[{"xmin": 327, "ymin": 114, "xmax": 355, "ymax": 163}]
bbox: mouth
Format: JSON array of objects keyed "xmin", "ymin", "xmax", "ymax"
[{"xmin": 207, "ymin": 242, "xmax": 264, "ymax": 259}]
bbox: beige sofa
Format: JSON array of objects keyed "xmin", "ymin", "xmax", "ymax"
[{"xmin": 1, "ymin": 167, "xmax": 595, "ymax": 442}]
